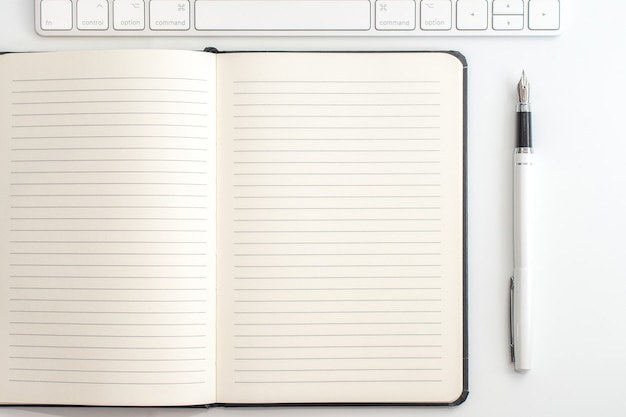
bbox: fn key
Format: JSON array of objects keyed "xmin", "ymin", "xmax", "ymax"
[{"xmin": 41, "ymin": 0, "xmax": 72, "ymax": 30}]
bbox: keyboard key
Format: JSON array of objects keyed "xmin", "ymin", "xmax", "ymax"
[
  {"xmin": 493, "ymin": 14, "xmax": 523, "ymax": 30},
  {"xmin": 113, "ymin": 0, "xmax": 145, "ymax": 30},
  {"xmin": 528, "ymin": 0, "xmax": 559, "ymax": 30},
  {"xmin": 195, "ymin": 1, "xmax": 370, "ymax": 31},
  {"xmin": 40, "ymin": 0, "xmax": 73, "ymax": 30},
  {"xmin": 150, "ymin": 0, "xmax": 189, "ymax": 30},
  {"xmin": 375, "ymin": 0, "xmax": 416, "ymax": 31},
  {"xmin": 492, "ymin": 0, "xmax": 524, "ymax": 15},
  {"xmin": 420, "ymin": 0, "xmax": 452, "ymax": 31},
  {"xmin": 456, "ymin": 0, "xmax": 488, "ymax": 30},
  {"xmin": 77, "ymin": 0, "xmax": 109, "ymax": 30}
]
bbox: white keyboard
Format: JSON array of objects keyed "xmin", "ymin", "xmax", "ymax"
[{"xmin": 36, "ymin": 0, "xmax": 561, "ymax": 37}]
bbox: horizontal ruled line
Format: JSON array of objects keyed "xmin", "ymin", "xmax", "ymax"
[
  {"xmin": 11, "ymin": 159, "xmax": 206, "ymax": 163},
  {"xmin": 9, "ymin": 380, "xmax": 205, "ymax": 385},
  {"xmin": 10, "ymin": 254, "xmax": 207, "ymax": 259},
  {"xmin": 10, "ymin": 287, "xmax": 206, "ymax": 291},
  {"xmin": 233, "ymin": 161, "xmax": 439, "ymax": 164},
  {"xmin": 233, "ymin": 115, "xmax": 439, "ymax": 118},
  {"xmin": 10, "ymin": 345, "xmax": 205, "ymax": 350},
  {"xmin": 10, "ymin": 264, "xmax": 207, "ymax": 267},
  {"xmin": 10, "ymin": 368, "xmax": 206, "ymax": 374},
  {"xmin": 235, "ymin": 322, "xmax": 442, "ymax": 327},
  {"xmin": 233, "ymin": 288, "xmax": 438, "ymax": 291},
  {"xmin": 233, "ymin": 138, "xmax": 440, "ymax": 141},
  {"xmin": 234, "ymin": 332, "xmax": 441, "ymax": 336},
  {"xmin": 234, "ymin": 276, "xmax": 439, "ymax": 279},
  {"xmin": 234, "ymin": 127, "xmax": 439, "ymax": 130},
  {"xmin": 233, "ymin": 380, "xmax": 441, "ymax": 384},
  {"xmin": 10, "ymin": 333, "xmax": 206, "ymax": 338},
  {"xmin": 235, "ymin": 265, "xmax": 441, "ymax": 268},
  {"xmin": 11, "ymin": 195, "xmax": 206, "ymax": 198},
  {"xmin": 12, "ymin": 112, "xmax": 208, "ymax": 117},
  {"xmin": 234, "ymin": 218, "xmax": 438, "ymax": 222},
  {"xmin": 233, "ymin": 173, "xmax": 439, "ymax": 176},
  {"xmin": 10, "ymin": 206, "xmax": 207, "ymax": 209},
  {"xmin": 10, "ymin": 310, "xmax": 205, "ymax": 314},
  {"xmin": 11, "ymin": 184, "xmax": 207, "ymax": 187},
  {"xmin": 233, "ymin": 253, "xmax": 440, "ymax": 257},
  {"xmin": 235, "ymin": 356, "xmax": 442, "ymax": 361},
  {"xmin": 233, "ymin": 197, "xmax": 439, "ymax": 201},
  {"xmin": 12, "ymin": 124, "xmax": 207, "ymax": 129},
  {"xmin": 12, "ymin": 101, "xmax": 207, "ymax": 106},
  {"xmin": 13, "ymin": 88, "xmax": 207, "ymax": 94},
  {"xmin": 11, "ymin": 217, "xmax": 206, "ymax": 220},
  {"xmin": 11, "ymin": 171, "xmax": 207, "ymax": 175},
  {"xmin": 13, "ymin": 76, "xmax": 208, "ymax": 82},
  {"xmin": 235, "ymin": 368, "xmax": 441, "ymax": 372},
  {"xmin": 234, "ymin": 302, "xmax": 441, "ymax": 305},
  {"xmin": 233, "ymin": 230, "xmax": 440, "ymax": 233},
  {"xmin": 10, "ymin": 275, "xmax": 206, "ymax": 279},
  {"xmin": 235, "ymin": 206, "xmax": 441, "ymax": 210},
  {"xmin": 10, "ymin": 356, "xmax": 206, "ymax": 361},
  {"xmin": 233, "ymin": 80, "xmax": 440, "ymax": 84},
  {"xmin": 234, "ymin": 92, "xmax": 438, "ymax": 95},
  {"xmin": 10, "ymin": 231, "xmax": 207, "ymax": 233},
  {"xmin": 10, "ymin": 299, "xmax": 207, "ymax": 303},
  {"xmin": 233, "ymin": 150, "xmax": 439, "ymax": 153},
  {"xmin": 233, "ymin": 104, "xmax": 440, "ymax": 107},
  {"xmin": 234, "ymin": 345, "xmax": 441, "ymax": 349},
  {"xmin": 233, "ymin": 184, "xmax": 439, "ymax": 187},
  {"xmin": 10, "ymin": 322, "xmax": 206, "ymax": 326},
  {"xmin": 10, "ymin": 242, "xmax": 207, "ymax": 245},
  {"xmin": 12, "ymin": 135, "xmax": 206, "ymax": 140},
  {"xmin": 234, "ymin": 242, "xmax": 439, "ymax": 246},
  {"xmin": 11, "ymin": 149, "xmax": 207, "ymax": 153}
]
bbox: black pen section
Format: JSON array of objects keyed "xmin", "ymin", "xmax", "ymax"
[{"xmin": 516, "ymin": 111, "xmax": 532, "ymax": 148}]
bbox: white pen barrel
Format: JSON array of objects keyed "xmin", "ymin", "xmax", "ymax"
[
  {"xmin": 514, "ymin": 149, "xmax": 533, "ymax": 267},
  {"xmin": 513, "ymin": 266, "xmax": 532, "ymax": 371},
  {"xmin": 513, "ymin": 149, "xmax": 533, "ymax": 371}
]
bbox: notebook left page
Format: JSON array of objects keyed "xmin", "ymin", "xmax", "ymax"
[{"xmin": 0, "ymin": 50, "xmax": 217, "ymax": 406}]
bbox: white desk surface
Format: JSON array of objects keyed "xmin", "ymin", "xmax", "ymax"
[{"xmin": 1, "ymin": 2, "xmax": 625, "ymax": 416}]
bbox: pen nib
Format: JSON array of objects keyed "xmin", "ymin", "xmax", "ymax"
[{"xmin": 517, "ymin": 71, "xmax": 530, "ymax": 105}]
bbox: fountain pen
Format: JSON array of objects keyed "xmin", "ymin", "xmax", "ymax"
[{"xmin": 510, "ymin": 71, "xmax": 533, "ymax": 372}]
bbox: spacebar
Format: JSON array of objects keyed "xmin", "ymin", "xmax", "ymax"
[{"xmin": 195, "ymin": 0, "xmax": 371, "ymax": 31}]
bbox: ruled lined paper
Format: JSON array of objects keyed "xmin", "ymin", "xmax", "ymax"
[
  {"xmin": 1, "ymin": 50, "xmax": 463, "ymax": 406},
  {"xmin": 0, "ymin": 50, "xmax": 217, "ymax": 406},
  {"xmin": 216, "ymin": 53, "xmax": 465, "ymax": 404}
]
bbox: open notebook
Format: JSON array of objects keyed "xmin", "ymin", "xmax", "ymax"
[{"xmin": 0, "ymin": 49, "xmax": 467, "ymax": 406}]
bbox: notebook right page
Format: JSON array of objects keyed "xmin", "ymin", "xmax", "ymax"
[{"xmin": 216, "ymin": 52, "xmax": 466, "ymax": 405}]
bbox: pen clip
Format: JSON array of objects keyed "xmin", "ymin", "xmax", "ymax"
[{"xmin": 509, "ymin": 276, "xmax": 515, "ymax": 363}]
